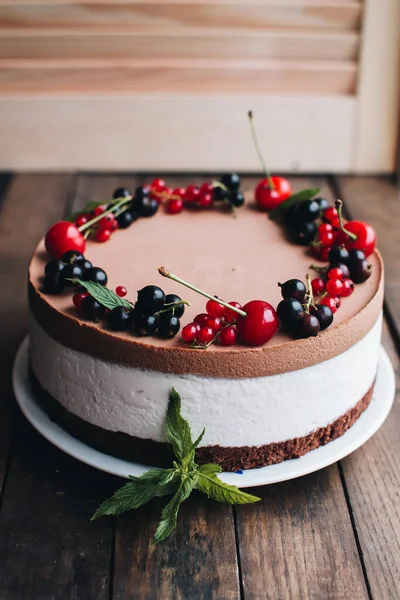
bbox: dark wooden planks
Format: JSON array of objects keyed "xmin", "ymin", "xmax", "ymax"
[{"xmin": 0, "ymin": 174, "xmax": 114, "ymax": 600}]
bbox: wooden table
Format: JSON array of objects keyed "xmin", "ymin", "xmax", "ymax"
[{"xmin": 0, "ymin": 173, "xmax": 399, "ymax": 600}]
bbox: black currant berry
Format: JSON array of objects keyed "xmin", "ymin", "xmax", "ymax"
[
  {"xmin": 43, "ymin": 272, "xmax": 65, "ymax": 295},
  {"xmin": 229, "ymin": 191, "xmax": 245, "ymax": 208},
  {"xmin": 284, "ymin": 202, "xmax": 301, "ymax": 227},
  {"xmin": 310, "ymin": 304, "xmax": 334, "ymax": 331},
  {"xmin": 116, "ymin": 210, "xmax": 134, "ymax": 229},
  {"xmin": 315, "ymin": 197, "xmax": 329, "ymax": 211},
  {"xmin": 134, "ymin": 196, "xmax": 159, "ymax": 218},
  {"xmin": 45, "ymin": 259, "xmax": 65, "ymax": 276},
  {"xmin": 81, "ymin": 259, "xmax": 93, "ymax": 272},
  {"xmin": 158, "ymin": 315, "xmax": 180, "ymax": 338},
  {"xmin": 350, "ymin": 259, "xmax": 372, "ymax": 284},
  {"xmin": 61, "ymin": 250, "xmax": 86, "ymax": 265},
  {"xmin": 297, "ymin": 313, "xmax": 320, "ymax": 338},
  {"xmin": 164, "ymin": 294, "xmax": 185, "ymax": 318},
  {"xmin": 60, "ymin": 263, "xmax": 84, "ymax": 287},
  {"xmin": 278, "ymin": 279, "xmax": 306, "ymax": 302},
  {"xmin": 84, "ymin": 267, "xmax": 108, "ymax": 286},
  {"xmin": 328, "ymin": 245, "xmax": 350, "ymax": 265},
  {"xmin": 108, "ymin": 306, "xmax": 133, "ymax": 331},
  {"xmin": 348, "ymin": 249, "xmax": 366, "ymax": 264},
  {"xmin": 290, "ymin": 221, "xmax": 317, "ymax": 245},
  {"xmin": 329, "ymin": 262, "xmax": 350, "ymax": 278},
  {"xmin": 213, "ymin": 186, "xmax": 228, "ymax": 201},
  {"xmin": 135, "ymin": 185, "xmax": 150, "ymax": 199},
  {"xmin": 128, "ymin": 208, "xmax": 139, "ymax": 223},
  {"xmin": 134, "ymin": 313, "xmax": 158, "ymax": 336},
  {"xmin": 82, "ymin": 296, "xmax": 105, "ymax": 322},
  {"xmin": 297, "ymin": 199, "xmax": 320, "ymax": 222},
  {"xmin": 220, "ymin": 173, "xmax": 240, "ymax": 191},
  {"xmin": 277, "ymin": 298, "xmax": 304, "ymax": 331},
  {"xmin": 112, "ymin": 187, "xmax": 132, "ymax": 200},
  {"xmin": 136, "ymin": 285, "xmax": 166, "ymax": 314}
]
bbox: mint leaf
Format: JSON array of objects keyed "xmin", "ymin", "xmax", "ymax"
[
  {"xmin": 166, "ymin": 388, "xmax": 194, "ymax": 462},
  {"xmin": 91, "ymin": 468, "xmax": 179, "ymax": 520},
  {"xmin": 154, "ymin": 475, "xmax": 198, "ymax": 543},
  {"xmin": 72, "ymin": 278, "xmax": 131, "ymax": 310},
  {"xmin": 197, "ymin": 468, "xmax": 260, "ymax": 504},
  {"xmin": 198, "ymin": 463, "xmax": 222, "ymax": 477},
  {"xmin": 68, "ymin": 200, "xmax": 114, "ymax": 222},
  {"xmin": 269, "ymin": 188, "xmax": 320, "ymax": 220}
]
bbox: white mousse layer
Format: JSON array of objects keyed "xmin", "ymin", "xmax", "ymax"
[{"xmin": 29, "ymin": 313, "xmax": 382, "ymax": 447}]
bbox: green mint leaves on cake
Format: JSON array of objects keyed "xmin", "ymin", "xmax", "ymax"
[
  {"xmin": 92, "ymin": 388, "xmax": 260, "ymax": 543},
  {"xmin": 268, "ymin": 188, "xmax": 320, "ymax": 220},
  {"xmin": 70, "ymin": 278, "xmax": 132, "ymax": 310}
]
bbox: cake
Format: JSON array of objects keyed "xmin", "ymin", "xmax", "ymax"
[{"xmin": 27, "ymin": 179, "xmax": 383, "ymax": 472}]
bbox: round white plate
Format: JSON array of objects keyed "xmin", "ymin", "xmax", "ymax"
[{"xmin": 13, "ymin": 337, "xmax": 395, "ymax": 488}]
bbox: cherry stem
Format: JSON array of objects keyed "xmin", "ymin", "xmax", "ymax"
[
  {"xmin": 303, "ymin": 274, "xmax": 314, "ymax": 314},
  {"xmin": 155, "ymin": 300, "xmax": 191, "ymax": 317},
  {"xmin": 158, "ymin": 267, "xmax": 247, "ymax": 317},
  {"xmin": 248, "ymin": 110, "xmax": 274, "ymax": 190},
  {"xmin": 335, "ymin": 199, "xmax": 357, "ymax": 241},
  {"xmin": 78, "ymin": 196, "xmax": 132, "ymax": 233}
]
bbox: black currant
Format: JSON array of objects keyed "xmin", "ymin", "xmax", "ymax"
[
  {"xmin": 61, "ymin": 250, "xmax": 85, "ymax": 265},
  {"xmin": 328, "ymin": 245, "xmax": 350, "ymax": 265},
  {"xmin": 135, "ymin": 185, "xmax": 150, "ymax": 199},
  {"xmin": 81, "ymin": 259, "xmax": 93, "ymax": 272},
  {"xmin": 310, "ymin": 304, "xmax": 334, "ymax": 331},
  {"xmin": 229, "ymin": 191, "xmax": 245, "ymax": 208},
  {"xmin": 116, "ymin": 210, "xmax": 135, "ymax": 229},
  {"xmin": 134, "ymin": 313, "xmax": 158, "ymax": 336},
  {"xmin": 277, "ymin": 298, "xmax": 304, "ymax": 331},
  {"xmin": 112, "ymin": 187, "xmax": 132, "ymax": 200},
  {"xmin": 348, "ymin": 249, "xmax": 366, "ymax": 264},
  {"xmin": 127, "ymin": 208, "xmax": 139, "ymax": 223},
  {"xmin": 297, "ymin": 199, "xmax": 320, "ymax": 222},
  {"xmin": 60, "ymin": 263, "xmax": 84, "ymax": 287},
  {"xmin": 220, "ymin": 173, "xmax": 240, "ymax": 191},
  {"xmin": 164, "ymin": 294, "xmax": 185, "ymax": 318},
  {"xmin": 43, "ymin": 272, "xmax": 65, "ymax": 295},
  {"xmin": 297, "ymin": 313, "xmax": 320, "ymax": 338},
  {"xmin": 350, "ymin": 259, "xmax": 372, "ymax": 284},
  {"xmin": 82, "ymin": 296, "xmax": 105, "ymax": 322},
  {"xmin": 329, "ymin": 262, "xmax": 350, "ymax": 279},
  {"xmin": 84, "ymin": 267, "xmax": 108, "ymax": 286},
  {"xmin": 136, "ymin": 285, "xmax": 166, "ymax": 314},
  {"xmin": 284, "ymin": 202, "xmax": 301, "ymax": 227},
  {"xmin": 158, "ymin": 315, "xmax": 180, "ymax": 338},
  {"xmin": 45, "ymin": 259, "xmax": 65, "ymax": 276},
  {"xmin": 290, "ymin": 221, "xmax": 317, "ymax": 245},
  {"xmin": 108, "ymin": 306, "xmax": 134, "ymax": 331},
  {"xmin": 213, "ymin": 186, "xmax": 228, "ymax": 201},
  {"xmin": 315, "ymin": 197, "xmax": 329, "ymax": 211},
  {"xmin": 278, "ymin": 279, "xmax": 306, "ymax": 302},
  {"xmin": 134, "ymin": 196, "xmax": 159, "ymax": 218}
]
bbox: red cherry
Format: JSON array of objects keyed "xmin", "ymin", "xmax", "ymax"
[
  {"xmin": 336, "ymin": 221, "xmax": 377, "ymax": 257},
  {"xmin": 115, "ymin": 286, "xmax": 127, "ymax": 297},
  {"xmin": 320, "ymin": 296, "xmax": 339, "ymax": 314},
  {"xmin": 341, "ymin": 278, "xmax": 355, "ymax": 297},
  {"xmin": 75, "ymin": 215, "xmax": 88, "ymax": 228},
  {"xmin": 326, "ymin": 279, "xmax": 343, "ymax": 296},
  {"xmin": 311, "ymin": 277, "xmax": 325, "ymax": 296},
  {"xmin": 223, "ymin": 301, "xmax": 243, "ymax": 324},
  {"xmin": 45, "ymin": 221, "xmax": 86, "ymax": 259},
  {"xmin": 73, "ymin": 291, "xmax": 89, "ymax": 310},
  {"xmin": 194, "ymin": 313, "xmax": 211, "ymax": 328},
  {"xmin": 218, "ymin": 326, "xmax": 237, "ymax": 346},
  {"xmin": 236, "ymin": 300, "xmax": 278, "ymax": 346},
  {"xmin": 166, "ymin": 198, "xmax": 184, "ymax": 215},
  {"xmin": 207, "ymin": 316, "xmax": 223, "ymax": 333},
  {"xmin": 323, "ymin": 207, "xmax": 340, "ymax": 228},
  {"xmin": 198, "ymin": 193, "xmax": 213, "ymax": 208},
  {"xmin": 96, "ymin": 229, "xmax": 111, "ymax": 243},
  {"xmin": 206, "ymin": 299, "xmax": 226, "ymax": 318},
  {"xmin": 255, "ymin": 176, "xmax": 291, "ymax": 210},
  {"xmin": 182, "ymin": 323, "xmax": 199, "ymax": 343},
  {"xmin": 184, "ymin": 185, "xmax": 200, "ymax": 203},
  {"xmin": 328, "ymin": 267, "xmax": 344, "ymax": 281},
  {"xmin": 197, "ymin": 326, "xmax": 214, "ymax": 345}
]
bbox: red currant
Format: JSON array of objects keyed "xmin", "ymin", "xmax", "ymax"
[
  {"xmin": 93, "ymin": 206, "xmax": 105, "ymax": 217},
  {"xmin": 206, "ymin": 299, "xmax": 226, "ymax": 318},
  {"xmin": 311, "ymin": 278, "xmax": 326, "ymax": 296},
  {"xmin": 223, "ymin": 301, "xmax": 243, "ymax": 323},
  {"xmin": 172, "ymin": 187, "xmax": 186, "ymax": 199},
  {"xmin": 184, "ymin": 185, "xmax": 200, "ymax": 203},
  {"xmin": 333, "ymin": 296, "xmax": 341, "ymax": 308},
  {"xmin": 75, "ymin": 215, "xmax": 88, "ymax": 228},
  {"xmin": 328, "ymin": 267, "xmax": 343, "ymax": 280},
  {"xmin": 319, "ymin": 230, "xmax": 334, "ymax": 247},
  {"xmin": 207, "ymin": 316, "xmax": 223, "ymax": 333},
  {"xmin": 198, "ymin": 193, "xmax": 213, "ymax": 208},
  {"xmin": 115, "ymin": 286, "xmax": 127, "ymax": 297},
  {"xmin": 311, "ymin": 245, "xmax": 331, "ymax": 262},
  {"xmin": 237, "ymin": 300, "xmax": 279, "ymax": 346},
  {"xmin": 45, "ymin": 221, "xmax": 86, "ymax": 259},
  {"xmin": 194, "ymin": 313, "xmax": 211, "ymax": 328},
  {"xmin": 73, "ymin": 291, "xmax": 89, "ymax": 310},
  {"xmin": 199, "ymin": 182, "xmax": 213, "ymax": 196},
  {"xmin": 96, "ymin": 229, "xmax": 111, "ymax": 243},
  {"xmin": 326, "ymin": 279, "xmax": 344, "ymax": 296},
  {"xmin": 218, "ymin": 326, "xmax": 237, "ymax": 346},
  {"xmin": 181, "ymin": 323, "xmax": 199, "ymax": 343},
  {"xmin": 197, "ymin": 326, "xmax": 215, "ymax": 345},
  {"xmin": 341, "ymin": 278, "xmax": 354, "ymax": 297},
  {"xmin": 323, "ymin": 207, "xmax": 340, "ymax": 228},
  {"xmin": 320, "ymin": 296, "xmax": 339, "ymax": 314},
  {"xmin": 151, "ymin": 178, "xmax": 166, "ymax": 191},
  {"xmin": 166, "ymin": 198, "xmax": 184, "ymax": 215}
]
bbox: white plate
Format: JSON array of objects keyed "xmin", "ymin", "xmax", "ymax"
[{"xmin": 13, "ymin": 337, "xmax": 395, "ymax": 488}]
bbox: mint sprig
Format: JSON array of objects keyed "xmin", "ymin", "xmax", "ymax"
[
  {"xmin": 92, "ymin": 388, "xmax": 260, "ymax": 542},
  {"xmin": 268, "ymin": 187, "xmax": 320, "ymax": 220},
  {"xmin": 71, "ymin": 278, "xmax": 132, "ymax": 310},
  {"xmin": 69, "ymin": 199, "xmax": 118, "ymax": 222}
]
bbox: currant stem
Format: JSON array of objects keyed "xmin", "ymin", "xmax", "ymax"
[
  {"xmin": 303, "ymin": 274, "xmax": 314, "ymax": 314},
  {"xmin": 335, "ymin": 199, "xmax": 357, "ymax": 241},
  {"xmin": 248, "ymin": 110, "xmax": 274, "ymax": 189},
  {"xmin": 78, "ymin": 196, "xmax": 132, "ymax": 233},
  {"xmin": 309, "ymin": 264, "xmax": 327, "ymax": 273},
  {"xmin": 158, "ymin": 267, "xmax": 247, "ymax": 317},
  {"xmin": 155, "ymin": 300, "xmax": 191, "ymax": 317}
]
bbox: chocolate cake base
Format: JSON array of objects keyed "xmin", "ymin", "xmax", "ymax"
[{"xmin": 29, "ymin": 367, "xmax": 374, "ymax": 472}]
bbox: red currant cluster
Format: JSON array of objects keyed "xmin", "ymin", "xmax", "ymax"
[{"xmin": 182, "ymin": 299, "xmax": 242, "ymax": 348}]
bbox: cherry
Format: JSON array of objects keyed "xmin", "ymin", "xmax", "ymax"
[
  {"xmin": 96, "ymin": 229, "xmax": 111, "ymax": 243},
  {"xmin": 73, "ymin": 291, "xmax": 89, "ymax": 310},
  {"xmin": 206, "ymin": 299, "xmax": 226, "ymax": 319},
  {"xmin": 45, "ymin": 221, "xmax": 86, "ymax": 259},
  {"xmin": 166, "ymin": 198, "xmax": 184, "ymax": 215},
  {"xmin": 320, "ymin": 296, "xmax": 339, "ymax": 314},
  {"xmin": 255, "ymin": 181, "xmax": 289, "ymax": 211},
  {"xmin": 197, "ymin": 327, "xmax": 214, "ymax": 345},
  {"xmin": 223, "ymin": 301, "xmax": 243, "ymax": 324},
  {"xmin": 341, "ymin": 278, "xmax": 354, "ymax": 297},
  {"xmin": 326, "ymin": 279, "xmax": 343, "ymax": 296},
  {"xmin": 115, "ymin": 286, "xmax": 127, "ymax": 297},
  {"xmin": 218, "ymin": 326, "xmax": 237, "ymax": 346},
  {"xmin": 182, "ymin": 323, "xmax": 200, "ymax": 343},
  {"xmin": 336, "ymin": 221, "xmax": 377, "ymax": 257},
  {"xmin": 237, "ymin": 300, "xmax": 278, "ymax": 346},
  {"xmin": 311, "ymin": 277, "xmax": 325, "ymax": 296}
]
